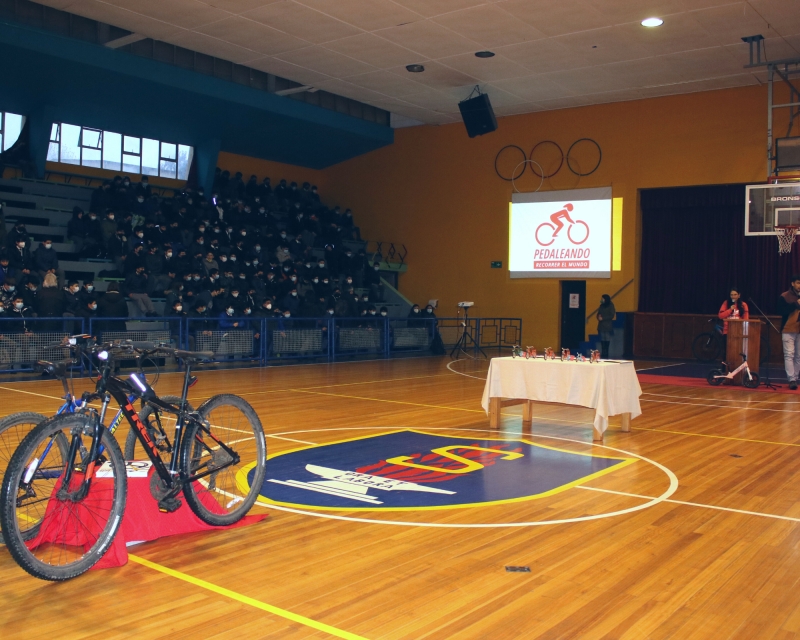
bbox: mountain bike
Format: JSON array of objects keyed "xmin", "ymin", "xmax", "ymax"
[
  {"xmin": 0, "ymin": 339, "xmax": 266, "ymax": 581},
  {"xmin": 692, "ymin": 319, "xmax": 725, "ymax": 362},
  {"xmin": 0, "ymin": 338, "xmax": 166, "ymax": 512}
]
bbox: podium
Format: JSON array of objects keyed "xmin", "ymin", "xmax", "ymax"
[{"xmin": 726, "ymin": 319, "xmax": 761, "ymax": 383}]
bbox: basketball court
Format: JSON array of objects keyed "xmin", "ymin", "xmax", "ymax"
[{"xmin": 2, "ymin": 357, "xmax": 800, "ymax": 638}]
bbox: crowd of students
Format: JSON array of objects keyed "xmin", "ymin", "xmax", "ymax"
[{"xmin": 0, "ymin": 171, "xmax": 435, "ymax": 335}]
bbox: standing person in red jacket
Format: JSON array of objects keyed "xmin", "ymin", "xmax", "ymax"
[
  {"xmin": 718, "ymin": 287, "xmax": 749, "ymax": 357},
  {"xmin": 718, "ymin": 287, "xmax": 749, "ymax": 334}
]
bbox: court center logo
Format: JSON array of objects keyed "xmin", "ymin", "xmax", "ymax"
[{"xmin": 258, "ymin": 430, "xmax": 634, "ymax": 511}]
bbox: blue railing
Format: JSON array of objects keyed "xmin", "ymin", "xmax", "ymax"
[{"xmin": 0, "ymin": 315, "xmax": 521, "ymax": 371}]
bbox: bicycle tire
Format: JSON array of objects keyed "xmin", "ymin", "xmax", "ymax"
[
  {"xmin": 180, "ymin": 394, "xmax": 266, "ymax": 526},
  {"xmin": 707, "ymin": 369, "xmax": 724, "ymax": 386},
  {"xmin": 0, "ymin": 412, "xmax": 66, "ymax": 537},
  {"xmin": 692, "ymin": 332, "xmax": 721, "ymax": 362},
  {"xmin": 123, "ymin": 396, "xmax": 193, "ymax": 461},
  {"xmin": 743, "ymin": 371, "xmax": 760, "ymax": 389},
  {"xmin": 0, "ymin": 414, "xmax": 127, "ymax": 581}
]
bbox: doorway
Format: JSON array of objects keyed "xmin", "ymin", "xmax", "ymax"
[{"xmin": 560, "ymin": 280, "xmax": 586, "ymax": 352}]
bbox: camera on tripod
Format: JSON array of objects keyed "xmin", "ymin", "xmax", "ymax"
[{"xmin": 457, "ymin": 301, "xmax": 474, "ymax": 308}]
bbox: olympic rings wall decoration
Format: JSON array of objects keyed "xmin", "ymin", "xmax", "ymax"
[{"xmin": 494, "ymin": 138, "xmax": 602, "ymax": 181}]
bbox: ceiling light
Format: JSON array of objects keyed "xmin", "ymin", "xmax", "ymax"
[
  {"xmin": 475, "ymin": 51, "xmax": 495, "ymax": 58},
  {"xmin": 406, "ymin": 64, "xmax": 425, "ymax": 73},
  {"xmin": 641, "ymin": 17, "xmax": 663, "ymax": 27}
]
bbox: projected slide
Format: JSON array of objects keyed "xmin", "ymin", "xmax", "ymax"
[{"xmin": 509, "ymin": 187, "xmax": 612, "ymax": 278}]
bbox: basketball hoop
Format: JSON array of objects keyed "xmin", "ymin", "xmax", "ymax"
[{"xmin": 776, "ymin": 225, "xmax": 798, "ymax": 254}]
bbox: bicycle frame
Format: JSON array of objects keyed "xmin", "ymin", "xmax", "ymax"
[{"xmin": 713, "ymin": 359, "xmax": 751, "ymax": 381}]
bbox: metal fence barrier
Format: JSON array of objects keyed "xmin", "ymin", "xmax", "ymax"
[{"xmin": 0, "ymin": 316, "xmax": 521, "ymax": 372}]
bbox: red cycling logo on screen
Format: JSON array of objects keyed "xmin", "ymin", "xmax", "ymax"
[{"xmin": 535, "ymin": 203, "xmax": 590, "ymax": 246}]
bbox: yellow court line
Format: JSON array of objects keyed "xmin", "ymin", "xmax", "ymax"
[
  {"xmin": 631, "ymin": 426, "xmax": 800, "ymax": 448},
  {"xmin": 128, "ymin": 554, "xmax": 368, "ymax": 640}
]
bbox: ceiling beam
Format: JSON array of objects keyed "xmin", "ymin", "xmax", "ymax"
[{"xmin": 104, "ymin": 33, "xmax": 147, "ymax": 49}]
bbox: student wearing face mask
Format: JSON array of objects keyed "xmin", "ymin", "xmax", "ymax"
[
  {"xmin": 124, "ymin": 267, "xmax": 158, "ymax": 317},
  {"xmin": 407, "ymin": 304, "xmax": 423, "ymax": 328},
  {"xmin": 364, "ymin": 261, "xmax": 384, "ymax": 302},
  {"xmin": 22, "ymin": 277, "xmax": 39, "ymax": 309},
  {"xmin": 75, "ymin": 298, "xmax": 98, "ymax": 322},
  {"xmin": 9, "ymin": 234, "xmax": 33, "ymax": 277},
  {"xmin": 281, "ymin": 287, "xmax": 301, "ymax": 315},
  {"xmin": 0, "ymin": 277, "xmax": 18, "ymax": 307},
  {"xmin": 100, "ymin": 210, "xmax": 118, "ymax": 250},
  {"xmin": 82, "ymin": 211, "xmax": 103, "ymax": 258},
  {"xmin": 8, "ymin": 295, "xmax": 33, "ymax": 334},
  {"xmin": 63, "ymin": 280, "xmax": 82, "ymax": 317}
]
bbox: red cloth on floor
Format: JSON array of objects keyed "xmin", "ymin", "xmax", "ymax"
[{"xmin": 25, "ymin": 467, "xmax": 266, "ymax": 570}]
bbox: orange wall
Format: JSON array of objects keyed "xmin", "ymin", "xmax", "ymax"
[
  {"xmin": 216, "ymin": 85, "xmax": 770, "ymax": 348},
  {"xmin": 319, "ymin": 85, "xmax": 768, "ymax": 347}
]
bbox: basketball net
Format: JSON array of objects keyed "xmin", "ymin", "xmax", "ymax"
[{"xmin": 776, "ymin": 226, "xmax": 798, "ymax": 255}]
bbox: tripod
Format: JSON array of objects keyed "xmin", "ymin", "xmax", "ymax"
[
  {"xmin": 748, "ymin": 297, "xmax": 781, "ymax": 390},
  {"xmin": 450, "ymin": 306, "xmax": 487, "ymax": 360}
]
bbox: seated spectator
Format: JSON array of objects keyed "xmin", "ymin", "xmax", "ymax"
[
  {"xmin": 8, "ymin": 234, "xmax": 33, "ymax": 279},
  {"xmin": 67, "ymin": 208, "xmax": 86, "ymax": 255},
  {"xmin": 100, "ymin": 211, "xmax": 118, "ymax": 250},
  {"xmin": 97, "ymin": 283, "xmax": 128, "ymax": 332},
  {"xmin": 34, "ymin": 273, "xmax": 64, "ymax": 325},
  {"xmin": 124, "ymin": 266, "xmax": 157, "ymax": 317},
  {"xmin": 0, "ymin": 277, "xmax": 17, "ymax": 306},
  {"xmin": 63, "ymin": 280, "xmax": 82, "ymax": 317},
  {"xmin": 79, "ymin": 280, "xmax": 96, "ymax": 305},
  {"xmin": 364, "ymin": 261, "xmax": 384, "ymax": 302},
  {"xmin": 8, "ymin": 294, "xmax": 33, "ymax": 334},
  {"xmin": 34, "ymin": 238, "xmax": 64, "ymax": 286},
  {"xmin": 74, "ymin": 298, "xmax": 98, "ymax": 323},
  {"xmin": 22, "ymin": 277, "xmax": 39, "ymax": 310},
  {"xmin": 0, "ymin": 254, "xmax": 14, "ymax": 285}
]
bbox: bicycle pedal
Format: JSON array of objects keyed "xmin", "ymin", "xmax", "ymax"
[{"xmin": 157, "ymin": 497, "xmax": 182, "ymax": 513}]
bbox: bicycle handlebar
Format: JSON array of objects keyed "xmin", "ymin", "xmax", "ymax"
[{"xmin": 130, "ymin": 342, "xmax": 214, "ymax": 361}]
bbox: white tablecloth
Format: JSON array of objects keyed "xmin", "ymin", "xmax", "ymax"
[{"xmin": 480, "ymin": 357, "xmax": 642, "ymax": 434}]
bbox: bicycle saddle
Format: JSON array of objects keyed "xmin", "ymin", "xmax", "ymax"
[{"xmin": 35, "ymin": 359, "xmax": 76, "ymax": 377}]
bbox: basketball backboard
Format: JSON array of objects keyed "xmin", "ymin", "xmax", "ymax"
[{"xmin": 746, "ymin": 183, "xmax": 800, "ymax": 235}]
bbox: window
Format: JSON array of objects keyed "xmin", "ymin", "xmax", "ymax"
[
  {"xmin": 0, "ymin": 112, "xmax": 25, "ymax": 152},
  {"xmin": 46, "ymin": 121, "xmax": 193, "ymax": 180}
]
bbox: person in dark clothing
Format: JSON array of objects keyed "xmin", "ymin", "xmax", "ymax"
[
  {"xmin": 63, "ymin": 280, "xmax": 82, "ymax": 316},
  {"xmin": 6, "ymin": 223, "xmax": 29, "ymax": 251},
  {"xmin": 34, "ymin": 239, "xmax": 63, "ymax": 285},
  {"xmin": 364, "ymin": 261, "xmax": 384, "ymax": 302},
  {"xmin": 74, "ymin": 298, "xmax": 98, "ymax": 323},
  {"xmin": 7, "ymin": 295, "xmax": 33, "ymax": 334},
  {"xmin": 124, "ymin": 267, "xmax": 157, "ymax": 316},
  {"xmin": 97, "ymin": 283, "xmax": 129, "ymax": 332},
  {"xmin": 8, "ymin": 236, "xmax": 33, "ymax": 278},
  {"xmin": 596, "ymin": 294, "xmax": 616, "ymax": 359},
  {"xmin": 778, "ymin": 275, "xmax": 800, "ymax": 390},
  {"xmin": 33, "ymin": 273, "xmax": 64, "ymax": 331}
]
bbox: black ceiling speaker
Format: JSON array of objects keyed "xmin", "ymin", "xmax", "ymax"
[{"xmin": 458, "ymin": 90, "xmax": 497, "ymax": 138}]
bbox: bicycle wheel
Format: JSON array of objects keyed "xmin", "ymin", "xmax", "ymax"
[
  {"xmin": 0, "ymin": 414, "xmax": 127, "ymax": 581},
  {"xmin": 0, "ymin": 412, "xmax": 66, "ymax": 537},
  {"xmin": 707, "ymin": 369, "xmax": 724, "ymax": 386},
  {"xmin": 123, "ymin": 396, "xmax": 193, "ymax": 461},
  {"xmin": 743, "ymin": 371, "xmax": 760, "ymax": 389},
  {"xmin": 180, "ymin": 394, "xmax": 266, "ymax": 526},
  {"xmin": 693, "ymin": 333, "xmax": 721, "ymax": 362}
]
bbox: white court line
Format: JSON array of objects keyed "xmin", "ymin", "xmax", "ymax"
[
  {"xmin": 577, "ymin": 485, "xmax": 800, "ymax": 523},
  {"xmin": 642, "ymin": 391, "xmax": 800, "ymax": 404},
  {"xmin": 445, "ymin": 360, "xmax": 488, "ymax": 381},
  {"xmin": 641, "ymin": 397, "xmax": 800, "ymax": 414},
  {"xmin": 635, "ymin": 362, "xmax": 687, "ymax": 372},
  {"xmin": 267, "ymin": 434, "xmax": 317, "ymax": 445}
]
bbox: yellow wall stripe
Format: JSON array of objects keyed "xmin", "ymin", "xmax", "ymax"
[
  {"xmin": 128, "ymin": 555, "xmax": 368, "ymax": 640},
  {"xmin": 612, "ymin": 197, "xmax": 623, "ymax": 271}
]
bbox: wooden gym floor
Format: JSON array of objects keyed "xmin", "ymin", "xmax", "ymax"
[{"xmin": 1, "ymin": 356, "xmax": 800, "ymax": 639}]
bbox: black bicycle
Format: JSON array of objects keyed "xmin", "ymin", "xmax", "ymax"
[
  {"xmin": 692, "ymin": 319, "xmax": 725, "ymax": 362},
  {"xmin": 0, "ymin": 339, "xmax": 267, "ymax": 581}
]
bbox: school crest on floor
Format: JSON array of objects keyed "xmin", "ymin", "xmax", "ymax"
[{"xmin": 256, "ymin": 430, "xmax": 635, "ymax": 511}]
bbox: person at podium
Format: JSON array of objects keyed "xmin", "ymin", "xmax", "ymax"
[
  {"xmin": 778, "ymin": 276, "xmax": 800, "ymax": 390},
  {"xmin": 718, "ymin": 288, "xmax": 749, "ymax": 337}
]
